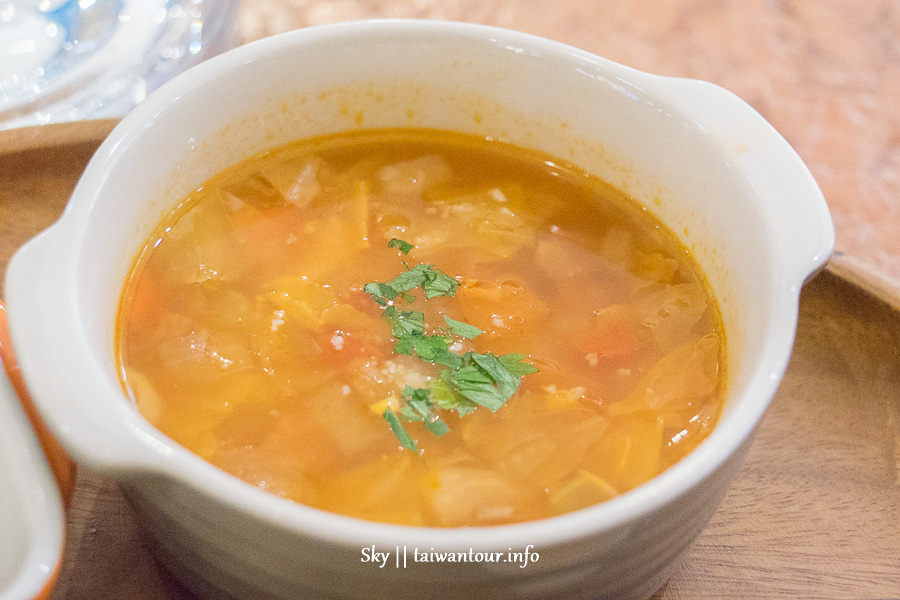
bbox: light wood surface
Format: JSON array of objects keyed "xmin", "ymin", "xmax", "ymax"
[{"xmin": 1, "ymin": 120, "xmax": 898, "ymax": 599}]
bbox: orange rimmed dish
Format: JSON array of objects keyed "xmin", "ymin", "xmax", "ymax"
[{"xmin": 0, "ymin": 302, "xmax": 74, "ymax": 599}]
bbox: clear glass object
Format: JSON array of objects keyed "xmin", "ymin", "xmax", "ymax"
[{"xmin": 0, "ymin": 0, "xmax": 239, "ymax": 130}]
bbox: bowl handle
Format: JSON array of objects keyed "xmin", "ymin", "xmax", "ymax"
[
  {"xmin": 7, "ymin": 228, "xmax": 173, "ymax": 476},
  {"xmin": 638, "ymin": 74, "xmax": 836, "ymax": 284},
  {"xmin": 0, "ymin": 302, "xmax": 77, "ymax": 507}
]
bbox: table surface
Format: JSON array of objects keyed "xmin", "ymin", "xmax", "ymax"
[{"xmin": 237, "ymin": 0, "xmax": 900, "ymax": 293}]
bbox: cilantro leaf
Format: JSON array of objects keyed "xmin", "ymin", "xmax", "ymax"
[
  {"xmin": 451, "ymin": 379, "xmax": 506, "ymax": 411},
  {"xmin": 402, "ymin": 386, "xmax": 433, "ymax": 419},
  {"xmin": 400, "ymin": 405, "xmax": 424, "ymax": 422},
  {"xmin": 384, "ymin": 306, "xmax": 425, "ymax": 338},
  {"xmin": 364, "ymin": 282, "xmax": 398, "ymax": 306},
  {"xmin": 469, "ymin": 352, "xmax": 520, "ymax": 400},
  {"xmin": 388, "ymin": 238, "xmax": 415, "ymax": 254},
  {"xmin": 498, "ymin": 353, "xmax": 539, "ymax": 377},
  {"xmin": 422, "ymin": 267, "xmax": 459, "ymax": 299},
  {"xmin": 449, "ymin": 362, "xmax": 506, "ymax": 410},
  {"xmin": 366, "ymin": 242, "xmax": 539, "ymax": 451},
  {"xmin": 388, "ymin": 264, "xmax": 431, "ymax": 293},
  {"xmin": 412, "ymin": 335, "xmax": 450, "ymax": 362},
  {"xmin": 428, "ymin": 375, "xmax": 460, "ymax": 410},
  {"xmin": 393, "ymin": 335, "xmax": 416, "ymax": 356},
  {"xmin": 383, "ymin": 409, "xmax": 418, "ymax": 451},
  {"xmin": 424, "ymin": 418, "xmax": 450, "ymax": 436},
  {"xmin": 371, "ymin": 263, "xmax": 459, "ymax": 303},
  {"xmin": 443, "ymin": 316, "xmax": 484, "ymax": 339},
  {"xmin": 399, "ymin": 386, "xmax": 449, "ymax": 437},
  {"xmin": 393, "ymin": 333, "xmax": 456, "ymax": 363},
  {"xmin": 432, "ymin": 348, "xmax": 463, "ymax": 369},
  {"xmin": 444, "ymin": 352, "xmax": 533, "ymax": 412},
  {"xmin": 429, "ymin": 372, "xmax": 479, "ymax": 416}
]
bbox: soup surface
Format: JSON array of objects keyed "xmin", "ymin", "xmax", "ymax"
[{"xmin": 117, "ymin": 129, "xmax": 724, "ymax": 527}]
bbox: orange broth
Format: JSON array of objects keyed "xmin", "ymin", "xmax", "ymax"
[{"xmin": 116, "ymin": 129, "xmax": 724, "ymax": 527}]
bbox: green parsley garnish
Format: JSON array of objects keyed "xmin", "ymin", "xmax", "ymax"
[
  {"xmin": 383, "ymin": 408, "xmax": 418, "ymax": 451},
  {"xmin": 443, "ymin": 316, "xmax": 484, "ymax": 339},
  {"xmin": 383, "ymin": 306, "xmax": 425, "ymax": 338},
  {"xmin": 366, "ymin": 264, "xmax": 459, "ymax": 305},
  {"xmin": 363, "ymin": 282, "xmax": 399, "ymax": 306},
  {"xmin": 497, "ymin": 353, "xmax": 540, "ymax": 378},
  {"xmin": 387, "ymin": 264, "xmax": 431, "ymax": 294},
  {"xmin": 365, "ymin": 239, "xmax": 536, "ymax": 451},
  {"xmin": 388, "ymin": 238, "xmax": 415, "ymax": 254},
  {"xmin": 399, "ymin": 386, "xmax": 450, "ymax": 437},
  {"xmin": 449, "ymin": 352, "xmax": 521, "ymax": 411},
  {"xmin": 421, "ymin": 267, "xmax": 459, "ymax": 299}
]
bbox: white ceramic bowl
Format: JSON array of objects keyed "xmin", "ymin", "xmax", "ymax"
[
  {"xmin": 4, "ymin": 20, "xmax": 834, "ymax": 600},
  {"xmin": 0, "ymin": 377, "xmax": 61, "ymax": 600},
  {"xmin": 0, "ymin": 306, "xmax": 65, "ymax": 600}
]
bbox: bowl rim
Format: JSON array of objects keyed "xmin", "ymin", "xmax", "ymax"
[{"xmin": 5, "ymin": 18, "xmax": 834, "ymax": 551}]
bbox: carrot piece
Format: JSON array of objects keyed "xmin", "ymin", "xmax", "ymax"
[{"xmin": 573, "ymin": 305, "xmax": 645, "ymax": 365}]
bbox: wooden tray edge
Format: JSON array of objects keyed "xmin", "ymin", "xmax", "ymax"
[
  {"xmin": 0, "ymin": 119, "xmax": 120, "ymax": 156},
  {"xmin": 825, "ymin": 254, "xmax": 900, "ymax": 312}
]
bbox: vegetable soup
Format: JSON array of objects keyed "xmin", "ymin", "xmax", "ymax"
[{"xmin": 116, "ymin": 129, "xmax": 724, "ymax": 527}]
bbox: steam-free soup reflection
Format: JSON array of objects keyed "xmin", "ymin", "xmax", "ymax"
[{"xmin": 117, "ymin": 129, "xmax": 724, "ymax": 527}]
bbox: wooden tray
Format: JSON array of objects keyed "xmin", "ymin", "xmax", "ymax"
[{"xmin": 2, "ymin": 123, "xmax": 898, "ymax": 600}]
